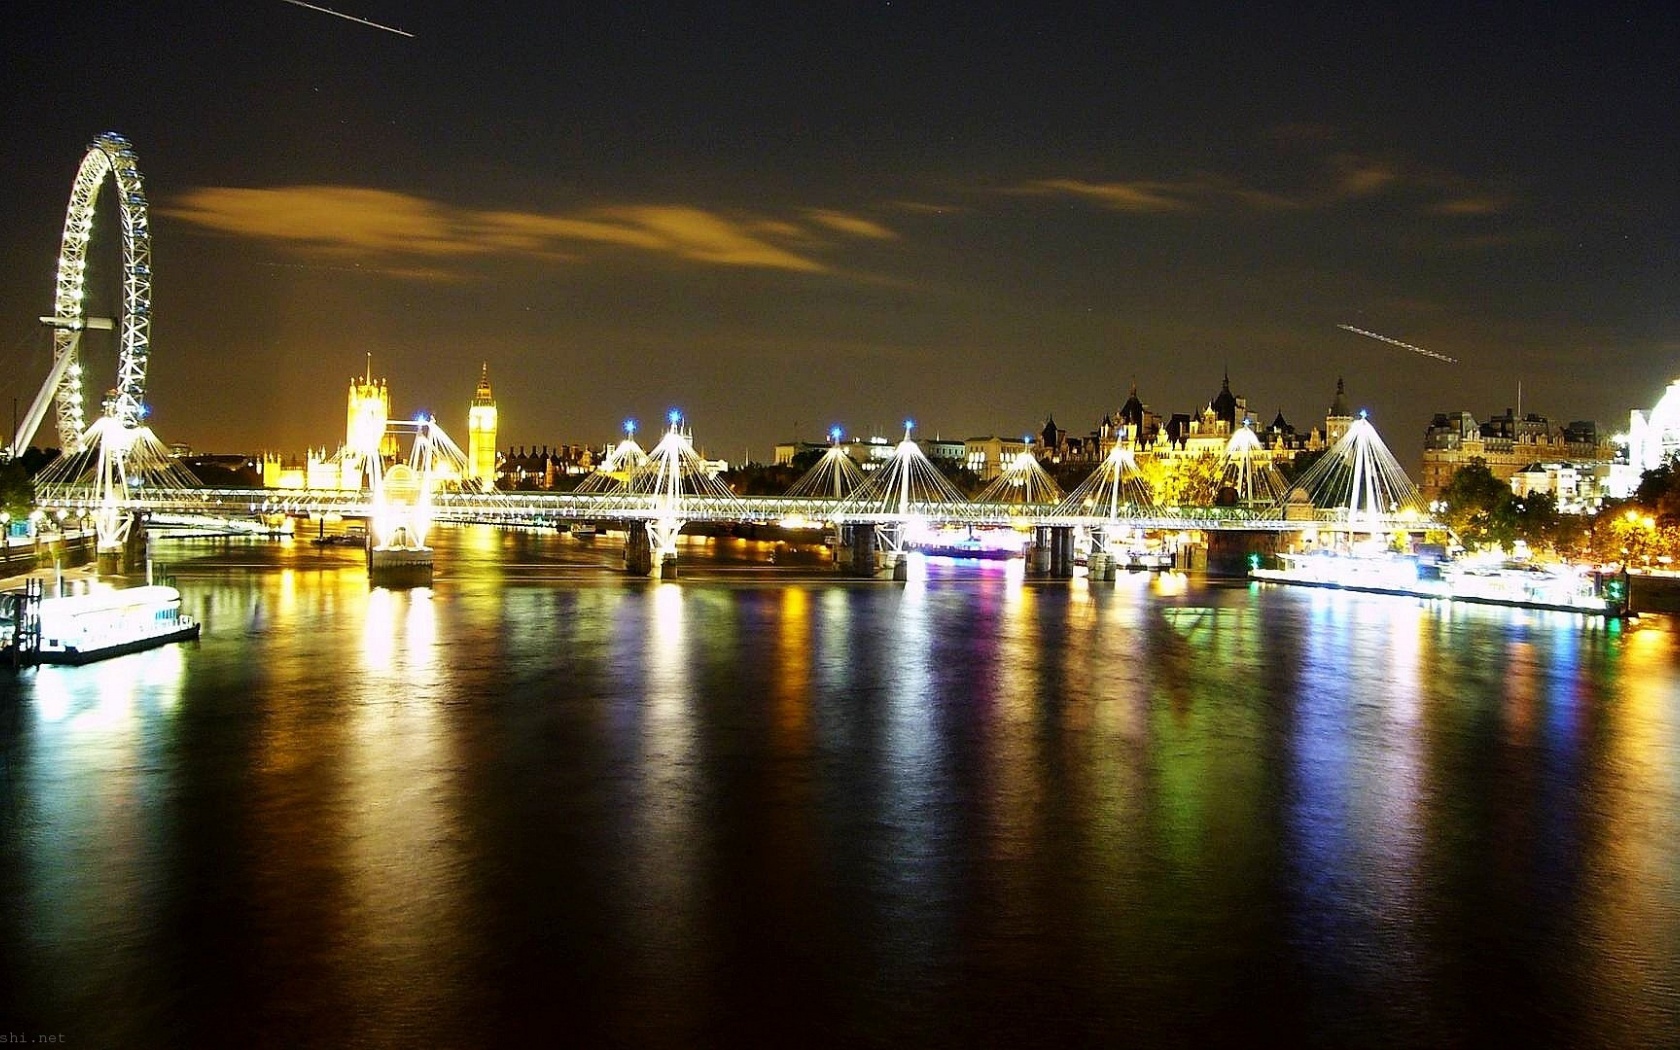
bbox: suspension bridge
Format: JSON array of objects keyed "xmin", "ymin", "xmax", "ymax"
[{"xmin": 5, "ymin": 132, "xmax": 1443, "ymax": 582}]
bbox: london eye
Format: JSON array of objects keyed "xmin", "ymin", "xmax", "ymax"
[{"xmin": 11, "ymin": 131, "xmax": 154, "ymax": 457}]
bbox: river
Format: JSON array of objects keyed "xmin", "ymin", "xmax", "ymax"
[{"xmin": 1, "ymin": 526, "xmax": 1677, "ymax": 1047}]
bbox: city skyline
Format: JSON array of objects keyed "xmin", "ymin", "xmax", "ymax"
[{"xmin": 1, "ymin": 3, "xmax": 1675, "ymax": 460}]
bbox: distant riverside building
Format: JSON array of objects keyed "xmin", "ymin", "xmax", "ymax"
[
  {"xmin": 467, "ymin": 363, "xmax": 498, "ymax": 489},
  {"xmin": 773, "ymin": 434, "xmax": 963, "ymax": 471},
  {"xmin": 1052, "ymin": 375, "xmax": 1334, "ymax": 471},
  {"xmin": 496, "ymin": 445, "xmax": 597, "ymax": 489},
  {"xmin": 776, "ymin": 374, "xmax": 1343, "ymax": 485},
  {"xmin": 1627, "ymin": 377, "xmax": 1680, "ymax": 472},
  {"xmin": 1323, "ymin": 377, "xmax": 1353, "ymax": 446},
  {"xmin": 1419, "ymin": 408, "xmax": 1620, "ymax": 507},
  {"xmin": 346, "ymin": 359, "xmax": 400, "ymax": 465},
  {"xmin": 965, "ymin": 435, "xmax": 1029, "ymax": 480},
  {"xmin": 265, "ymin": 358, "xmax": 403, "ymax": 491}
]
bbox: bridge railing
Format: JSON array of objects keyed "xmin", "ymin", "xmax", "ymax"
[{"xmin": 28, "ymin": 486, "xmax": 1443, "ymax": 534}]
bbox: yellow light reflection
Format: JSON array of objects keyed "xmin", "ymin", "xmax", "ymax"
[{"xmin": 772, "ymin": 587, "xmax": 812, "ymax": 751}]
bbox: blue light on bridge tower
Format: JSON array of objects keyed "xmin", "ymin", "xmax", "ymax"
[
  {"xmin": 668, "ymin": 409, "xmax": 683, "ymax": 428},
  {"xmin": 624, "ymin": 418, "xmax": 637, "ymax": 437},
  {"xmin": 829, "ymin": 425, "xmax": 843, "ymax": 444}
]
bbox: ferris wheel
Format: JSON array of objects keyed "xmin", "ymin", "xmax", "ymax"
[{"xmin": 8, "ymin": 132, "xmax": 153, "ymax": 457}]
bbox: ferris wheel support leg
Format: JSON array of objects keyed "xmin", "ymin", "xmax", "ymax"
[{"xmin": 9, "ymin": 332, "xmax": 82, "ymax": 459}]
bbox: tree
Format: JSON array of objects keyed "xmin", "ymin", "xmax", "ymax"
[
  {"xmin": 789, "ymin": 447, "xmax": 826, "ymax": 473},
  {"xmin": 1143, "ymin": 452, "xmax": 1222, "ymax": 507},
  {"xmin": 931, "ymin": 456, "xmax": 983, "ymax": 496},
  {"xmin": 727, "ymin": 463, "xmax": 801, "ymax": 497},
  {"xmin": 1634, "ymin": 461, "xmax": 1680, "ymax": 526},
  {"xmin": 0, "ymin": 458, "xmax": 31, "ymax": 521},
  {"xmin": 1439, "ymin": 458, "xmax": 1512, "ymax": 550},
  {"xmin": 1277, "ymin": 448, "xmax": 1326, "ymax": 485}
]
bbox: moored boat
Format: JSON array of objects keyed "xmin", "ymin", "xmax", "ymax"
[
  {"xmin": 1252, "ymin": 551, "xmax": 1626, "ymax": 617},
  {"xmin": 3, "ymin": 583, "xmax": 200, "ymax": 666}
]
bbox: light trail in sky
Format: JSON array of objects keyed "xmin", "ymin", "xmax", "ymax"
[
  {"xmin": 277, "ymin": 0, "xmax": 413, "ymax": 38},
  {"xmin": 1336, "ymin": 324, "xmax": 1459, "ymax": 364}
]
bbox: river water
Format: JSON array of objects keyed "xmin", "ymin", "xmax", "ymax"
[{"xmin": 2, "ymin": 527, "xmax": 1678, "ymax": 1048}]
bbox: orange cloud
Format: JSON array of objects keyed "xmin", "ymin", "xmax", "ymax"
[
  {"xmin": 160, "ymin": 186, "xmax": 880, "ymax": 276},
  {"xmin": 1026, "ymin": 151, "xmax": 1508, "ymax": 220},
  {"xmin": 1022, "ymin": 178, "xmax": 1196, "ymax": 213},
  {"xmin": 1329, "ymin": 155, "xmax": 1401, "ymax": 198},
  {"xmin": 164, "ymin": 186, "xmax": 471, "ymax": 256},
  {"xmin": 805, "ymin": 209, "xmax": 899, "ymax": 240}
]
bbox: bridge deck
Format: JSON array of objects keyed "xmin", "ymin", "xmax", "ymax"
[{"xmin": 33, "ymin": 486, "xmax": 1437, "ymax": 534}]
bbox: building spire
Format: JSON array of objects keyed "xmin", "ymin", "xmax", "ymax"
[{"xmin": 1330, "ymin": 375, "xmax": 1349, "ymax": 417}]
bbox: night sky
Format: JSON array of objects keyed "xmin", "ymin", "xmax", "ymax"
[{"xmin": 2, "ymin": 2, "xmax": 1676, "ymax": 466}]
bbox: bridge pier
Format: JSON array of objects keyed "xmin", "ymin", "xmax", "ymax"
[
  {"xmin": 1204, "ymin": 530, "xmax": 1285, "ymax": 577},
  {"xmin": 1051, "ymin": 526, "xmax": 1075, "ymax": 579},
  {"xmin": 625, "ymin": 523, "xmax": 654, "ymax": 576},
  {"xmin": 95, "ymin": 512, "xmax": 147, "ymax": 575},
  {"xmin": 368, "ymin": 546, "xmax": 434, "ymax": 588},
  {"xmin": 1086, "ymin": 552, "xmax": 1115, "ymax": 581},
  {"xmin": 1028, "ymin": 526, "xmax": 1052, "ymax": 577},
  {"xmin": 838, "ymin": 524, "xmax": 875, "ymax": 577},
  {"xmin": 887, "ymin": 550, "xmax": 908, "ymax": 581},
  {"xmin": 123, "ymin": 514, "xmax": 150, "ymax": 574}
]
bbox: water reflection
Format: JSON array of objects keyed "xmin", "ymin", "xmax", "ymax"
[{"xmin": 3, "ymin": 534, "xmax": 1678, "ymax": 1046}]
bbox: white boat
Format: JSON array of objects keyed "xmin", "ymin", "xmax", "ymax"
[
  {"xmin": 1252, "ymin": 551, "xmax": 1625, "ymax": 616},
  {"xmin": 4, "ymin": 584, "xmax": 201, "ymax": 665}
]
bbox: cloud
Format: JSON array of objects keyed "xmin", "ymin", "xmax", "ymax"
[
  {"xmin": 1329, "ymin": 155, "xmax": 1401, "ymax": 199},
  {"xmin": 1022, "ymin": 142, "xmax": 1508, "ymax": 219},
  {"xmin": 160, "ymin": 186, "xmax": 896, "ymax": 277},
  {"xmin": 599, "ymin": 205, "xmax": 826, "ymax": 270},
  {"xmin": 1020, "ymin": 177, "xmax": 1196, "ymax": 213},
  {"xmin": 805, "ymin": 209, "xmax": 900, "ymax": 240},
  {"xmin": 164, "ymin": 187, "xmax": 469, "ymax": 256}
]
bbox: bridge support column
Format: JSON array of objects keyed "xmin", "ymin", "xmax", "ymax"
[
  {"xmin": 888, "ymin": 551, "xmax": 908, "ymax": 581},
  {"xmin": 658, "ymin": 552, "xmax": 679, "ymax": 579},
  {"xmin": 625, "ymin": 523, "xmax": 654, "ymax": 576},
  {"xmin": 1086, "ymin": 552, "xmax": 1114, "ymax": 581},
  {"xmin": 1051, "ymin": 526, "xmax": 1075, "ymax": 579},
  {"xmin": 840, "ymin": 524, "xmax": 878, "ymax": 577},
  {"xmin": 1028, "ymin": 526, "xmax": 1052, "ymax": 577},
  {"xmin": 122, "ymin": 514, "xmax": 149, "ymax": 575}
]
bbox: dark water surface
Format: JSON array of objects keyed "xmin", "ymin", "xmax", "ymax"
[{"xmin": 3, "ymin": 527, "xmax": 1678, "ymax": 1048}]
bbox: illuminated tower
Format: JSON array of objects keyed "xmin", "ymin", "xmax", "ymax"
[
  {"xmin": 345, "ymin": 354, "xmax": 398, "ymax": 489},
  {"xmin": 467, "ymin": 362, "xmax": 499, "ymax": 489},
  {"xmin": 1324, "ymin": 376, "xmax": 1353, "ymax": 445}
]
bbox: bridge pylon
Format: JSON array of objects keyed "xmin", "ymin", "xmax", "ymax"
[{"xmin": 604, "ymin": 413, "xmax": 742, "ymax": 576}]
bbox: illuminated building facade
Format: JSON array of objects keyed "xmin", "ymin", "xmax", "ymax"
[
  {"xmin": 263, "ymin": 358, "xmax": 402, "ymax": 491},
  {"xmin": 1418, "ymin": 408, "xmax": 1617, "ymax": 501},
  {"xmin": 468, "ymin": 363, "xmax": 498, "ymax": 489},
  {"xmin": 1627, "ymin": 377, "xmax": 1680, "ymax": 472}
]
